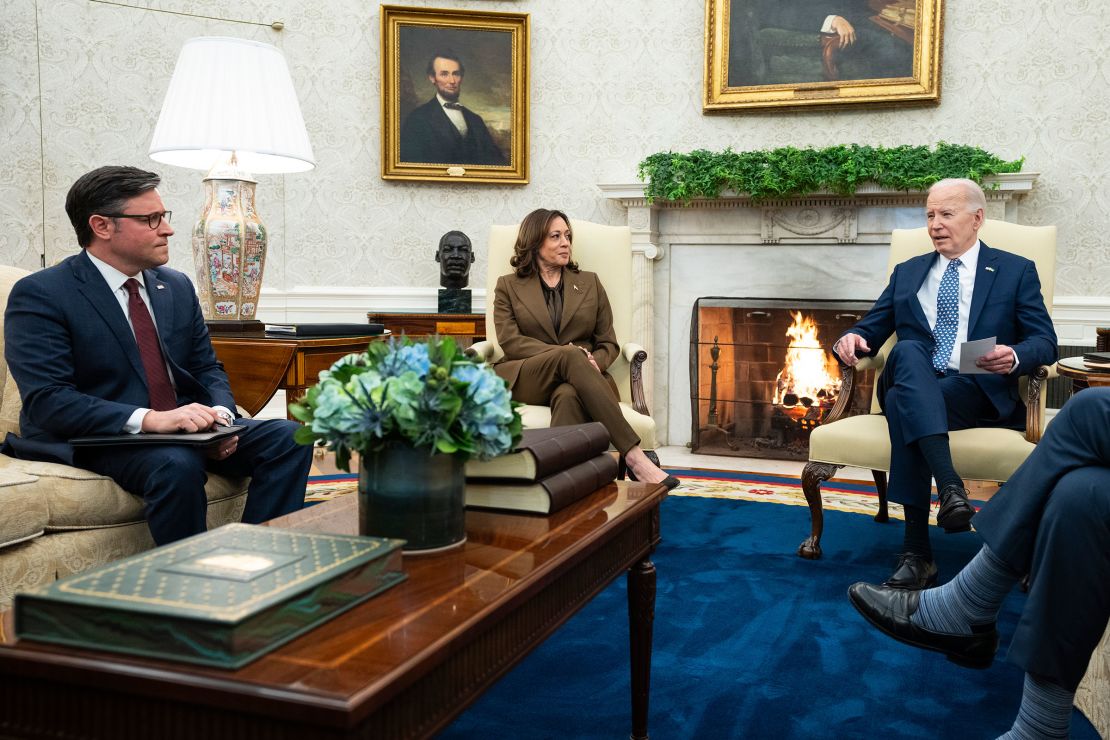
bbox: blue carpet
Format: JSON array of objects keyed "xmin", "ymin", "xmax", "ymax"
[{"xmin": 439, "ymin": 494, "xmax": 1100, "ymax": 739}]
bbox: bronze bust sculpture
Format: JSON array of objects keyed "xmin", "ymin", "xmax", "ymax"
[
  {"xmin": 436, "ymin": 230, "xmax": 475, "ymax": 290},
  {"xmin": 436, "ymin": 230, "xmax": 475, "ymax": 312}
]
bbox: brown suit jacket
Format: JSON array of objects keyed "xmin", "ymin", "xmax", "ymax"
[{"xmin": 492, "ymin": 269, "xmax": 620, "ymax": 389}]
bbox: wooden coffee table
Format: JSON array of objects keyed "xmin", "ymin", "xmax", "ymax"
[{"xmin": 0, "ymin": 481, "xmax": 665, "ymax": 739}]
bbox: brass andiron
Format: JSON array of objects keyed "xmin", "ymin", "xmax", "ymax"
[{"xmin": 702, "ymin": 336, "xmax": 737, "ymax": 450}]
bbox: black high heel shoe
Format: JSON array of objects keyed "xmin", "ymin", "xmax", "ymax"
[{"xmin": 626, "ymin": 465, "xmax": 680, "ymax": 491}]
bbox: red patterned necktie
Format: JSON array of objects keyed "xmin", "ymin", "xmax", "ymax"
[{"xmin": 123, "ymin": 278, "xmax": 177, "ymax": 411}]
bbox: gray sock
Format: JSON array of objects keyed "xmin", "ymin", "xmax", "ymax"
[
  {"xmin": 912, "ymin": 545, "xmax": 1018, "ymax": 634},
  {"xmin": 996, "ymin": 673, "xmax": 1073, "ymax": 740}
]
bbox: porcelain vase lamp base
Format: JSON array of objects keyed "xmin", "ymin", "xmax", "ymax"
[
  {"xmin": 192, "ymin": 161, "xmax": 268, "ymax": 323},
  {"xmin": 358, "ymin": 444, "xmax": 466, "ymax": 552}
]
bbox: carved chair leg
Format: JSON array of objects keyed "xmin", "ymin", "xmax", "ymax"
[
  {"xmin": 799, "ymin": 462, "xmax": 841, "ymax": 560},
  {"xmin": 872, "ymin": 470, "xmax": 889, "ymax": 523}
]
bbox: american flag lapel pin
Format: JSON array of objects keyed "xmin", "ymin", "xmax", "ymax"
[
  {"xmin": 985, "ymin": 266, "xmax": 995, "ymax": 272},
  {"xmin": 573, "ymin": 284, "xmax": 580, "ymax": 292},
  {"xmin": 156, "ymin": 284, "xmax": 165, "ymax": 289}
]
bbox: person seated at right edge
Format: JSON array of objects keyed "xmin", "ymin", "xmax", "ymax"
[
  {"xmin": 849, "ymin": 387, "xmax": 1110, "ymax": 740},
  {"xmin": 833, "ymin": 178, "xmax": 1057, "ymax": 589},
  {"xmin": 492, "ymin": 208, "xmax": 678, "ymax": 490}
]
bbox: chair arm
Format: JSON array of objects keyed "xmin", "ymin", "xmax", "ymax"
[
  {"xmin": 622, "ymin": 341, "xmax": 647, "ymax": 364},
  {"xmin": 1023, "ymin": 364, "xmax": 1053, "ymax": 443},
  {"xmin": 466, "ymin": 340, "xmax": 502, "ymax": 364},
  {"xmin": 853, "ymin": 353, "xmax": 886, "ymax": 373},
  {"xmin": 818, "ymin": 348, "xmax": 887, "ymax": 424},
  {"xmin": 822, "ymin": 365, "xmax": 860, "ymax": 424},
  {"xmin": 621, "ymin": 342, "xmax": 650, "ymax": 417}
]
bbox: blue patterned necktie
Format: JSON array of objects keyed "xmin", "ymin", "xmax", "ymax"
[{"xmin": 931, "ymin": 258, "xmax": 962, "ymax": 373}]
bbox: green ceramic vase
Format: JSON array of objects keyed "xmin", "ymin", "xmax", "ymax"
[{"xmin": 358, "ymin": 442, "xmax": 466, "ymax": 551}]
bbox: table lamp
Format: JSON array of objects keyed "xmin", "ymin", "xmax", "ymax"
[{"xmin": 149, "ymin": 36, "xmax": 315, "ymax": 331}]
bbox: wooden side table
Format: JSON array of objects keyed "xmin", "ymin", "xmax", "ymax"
[
  {"xmin": 1056, "ymin": 356, "xmax": 1110, "ymax": 394},
  {"xmin": 211, "ymin": 333, "xmax": 382, "ymax": 417},
  {"xmin": 367, "ymin": 312, "xmax": 485, "ymax": 348}
]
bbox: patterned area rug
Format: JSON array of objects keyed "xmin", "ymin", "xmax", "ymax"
[
  {"xmin": 305, "ymin": 474, "xmax": 359, "ymax": 504},
  {"xmin": 665, "ymin": 467, "xmax": 923, "ymax": 521},
  {"xmin": 306, "ymin": 467, "xmax": 951, "ymax": 522}
]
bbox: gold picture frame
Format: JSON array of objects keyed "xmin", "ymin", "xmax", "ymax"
[
  {"xmin": 704, "ymin": 0, "xmax": 943, "ymax": 111},
  {"xmin": 381, "ymin": 5, "xmax": 529, "ymax": 184}
]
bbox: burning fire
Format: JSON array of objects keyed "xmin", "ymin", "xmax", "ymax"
[{"xmin": 773, "ymin": 312, "xmax": 842, "ymax": 420}]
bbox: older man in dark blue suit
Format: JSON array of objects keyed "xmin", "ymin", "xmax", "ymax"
[
  {"xmin": 834, "ymin": 178, "xmax": 1058, "ymax": 589},
  {"xmin": 3, "ymin": 166, "xmax": 311, "ymax": 544}
]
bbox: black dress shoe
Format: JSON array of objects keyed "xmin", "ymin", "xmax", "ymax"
[
  {"xmin": 937, "ymin": 484, "xmax": 974, "ymax": 533},
  {"xmin": 847, "ymin": 582, "xmax": 999, "ymax": 669},
  {"xmin": 882, "ymin": 553, "xmax": 938, "ymax": 590}
]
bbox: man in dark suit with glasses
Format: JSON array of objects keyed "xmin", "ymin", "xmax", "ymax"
[{"xmin": 3, "ymin": 165, "xmax": 312, "ymax": 544}]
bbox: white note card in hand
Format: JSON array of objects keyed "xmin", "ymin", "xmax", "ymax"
[{"xmin": 958, "ymin": 336, "xmax": 997, "ymax": 374}]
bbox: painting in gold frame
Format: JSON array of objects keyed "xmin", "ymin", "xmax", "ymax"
[
  {"xmin": 381, "ymin": 5, "xmax": 529, "ymax": 184},
  {"xmin": 704, "ymin": 0, "xmax": 942, "ymax": 111}
]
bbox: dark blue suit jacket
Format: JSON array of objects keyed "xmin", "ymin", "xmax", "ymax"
[
  {"xmin": 843, "ymin": 241, "xmax": 1058, "ymax": 423},
  {"xmin": 3, "ymin": 251, "xmax": 235, "ymax": 465}
]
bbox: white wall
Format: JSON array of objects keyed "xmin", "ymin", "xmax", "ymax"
[{"xmin": 2, "ymin": 1, "xmax": 1108, "ymax": 337}]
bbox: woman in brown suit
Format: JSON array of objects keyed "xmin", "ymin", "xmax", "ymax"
[{"xmin": 492, "ymin": 208, "xmax": 678, "ymax": 489}]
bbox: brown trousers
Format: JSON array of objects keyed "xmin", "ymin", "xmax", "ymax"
[{"xmin": 508, "ymin": 345, "xmax": 640, "ymax": 454}]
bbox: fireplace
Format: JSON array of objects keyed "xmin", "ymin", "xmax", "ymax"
[{"xmin": 690, "ymin": 297, "xmax": 875, "ymax": 460}]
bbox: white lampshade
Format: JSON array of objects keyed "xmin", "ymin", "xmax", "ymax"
[{"xmin": 149, "ymin": 37, "xmax": 315, "ymax": 174}]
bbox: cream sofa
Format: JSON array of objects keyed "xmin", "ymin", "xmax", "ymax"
[{"xmin": 0, "ymin": 265, "xmax": 249, "ymax": 609}]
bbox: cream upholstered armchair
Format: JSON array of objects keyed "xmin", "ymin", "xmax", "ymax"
[
  {"xmin": 468, "ymin": 220, "xmax": 659, "ymax": 462},
  {"xmin": 797, "ymin": 220, "xmax": 1057, "ymax": 559}
]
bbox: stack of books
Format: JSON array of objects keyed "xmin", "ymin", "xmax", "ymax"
[
  {"xmin": 879, "ymin": 0, "xmax": 916, "ymax": 27},
  {"xmin": 464, "ymin": 423, "xmax": 617, "ymax": 514},
  {"xmin": 1082, "ymin": 351, "xmax": 1110, "ymax": 370}
]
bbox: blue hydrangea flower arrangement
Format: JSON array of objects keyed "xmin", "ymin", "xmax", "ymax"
[{"xmin": 290, "ymin": 336, "xmax": 523, "ymax": 471}]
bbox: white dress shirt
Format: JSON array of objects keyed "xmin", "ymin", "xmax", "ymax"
[
  {"xmin": 914, "ymin": 241, "xmax": 1019, "ymax": 373},
  {"xmin": 437, "ymin": 94, "xmax": 468, "ymax": 136},
  {"xmin": 916, "ymin": 241, "xmax": 979, "ymax": 371}
]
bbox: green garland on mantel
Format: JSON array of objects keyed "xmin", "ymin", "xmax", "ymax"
[{"xmin": 636, "ymin": 143, "xmax": 1024, "ymax": 203}]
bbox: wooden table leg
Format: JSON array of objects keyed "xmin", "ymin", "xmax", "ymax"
[{"xmin": 628, "ymin": 557, "xmax": 656, "ymax": 740}]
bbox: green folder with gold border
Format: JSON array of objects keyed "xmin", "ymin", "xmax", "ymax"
[{"xmin": 13, "ymin": 523, "xmax": 406, "ymax": 668}]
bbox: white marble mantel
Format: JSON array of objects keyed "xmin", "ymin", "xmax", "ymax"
[{"xmin": 599, "ymin": 173, "xmax": 1038, "ymax": 447}]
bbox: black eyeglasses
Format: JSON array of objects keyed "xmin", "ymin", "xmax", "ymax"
[{"xmin": 101, "ymin": 211, "xmax": 172, "ymax": 229}]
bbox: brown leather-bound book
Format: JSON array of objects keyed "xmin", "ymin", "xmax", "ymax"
[
  {"xmin": 464, "ymin": 422, "xmax": 611, "ymax": 481},
  {"xmin": 465, "ymin": 452, "xmax": 618, "ymax": 514}
]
